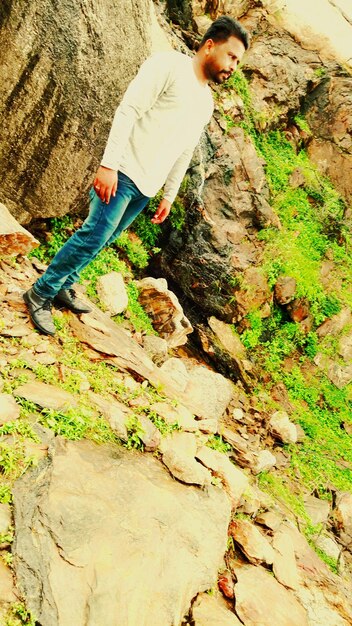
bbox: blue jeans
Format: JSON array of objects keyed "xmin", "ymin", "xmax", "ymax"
[{"xmin": 34, "ymin": 172, "xmax": 150, "ymax": 299}]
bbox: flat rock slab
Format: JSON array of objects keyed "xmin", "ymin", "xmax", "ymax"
[
  {"xmin": 14, "ymin": 382, "xmax": 78, "ymax": 411},
  {"xmin": 234, "ymin": 564, "xmax": 309, "ymax": 626},
  {"xmin": 0, "ymin": 392, "xmax": 21, "ymax": 423},
  {"xmin": 13, "ymin": 438, "xmax": 231, "ymax": 626},
  {"xmin": 192, "ymin": 592, "xmax": 242, "ymax": 625}
]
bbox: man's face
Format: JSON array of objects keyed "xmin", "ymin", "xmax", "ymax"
[{"xmin": 204, "ymin": 36, "xmax": 246, "ymax": 84}]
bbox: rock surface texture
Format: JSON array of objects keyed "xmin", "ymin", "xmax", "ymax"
[
  {"xmin": 0, "ymin": 0, "xmax": 153, "ymax": 223},
  {"xmin": 13, "ymin": 438, "xmax": 231, "ymax": 626}
]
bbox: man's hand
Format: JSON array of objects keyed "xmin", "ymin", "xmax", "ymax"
[
  {"xmin": 151, "ymin": 198, "xmax": 172, "ymax": 224},
  {"xmin": 93, "ymin": 166, "xmax": 118, "ymax": 204}
]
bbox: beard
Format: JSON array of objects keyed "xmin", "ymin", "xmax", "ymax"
[{"xmin": 204, "ymin": 61, "xmax": 231, "ymax": 84}]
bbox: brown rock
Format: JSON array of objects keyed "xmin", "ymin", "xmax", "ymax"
[
  {"xmin": 269, "ymin": 411, "xmax": 298, "ymax": 444},
  {"xmin": 304, "ymin": 495, "xmax": 330, "ymax": 526},
  {"xmin": 229, "ymin": 519, "xmax": 275, "ymax": 565},
  {"xmin": 88, "ymin": 391, "xmax": 129, "ymax": 441},
  {"xmin": 234, "ymin": 564, "xmax": 309, "ymax": 626},
  {"xmin": 136, "ymin": 277, "xmax": 193, "ymax": 348},
  {"xmin": 287, "ymin": 298, "xmax": 310, "ymax": 322},
  {"xmin": 0, "ymin": 393, "xmax": 20, "ymax": 424},
  {"xmin": 255, "ymin": 511, "xmax": 283, "ymax": 532},
  {"xmin": 160, "ymin": 432, "xmax": 211, "ymax": 487},
  {"xmin": 272, "ymin": 527, "xmax": 300, "ymax": 590},
  {"xmin": 316, "ymin": 308, "xmax": 352, "ymax": 338},
  {"xmin": 192, "ymin": 592, "xmax": 242, "ymax": 625},
  {"xmin": 195, "ymin": 446, "xmax": 249, "ymax": 507},
  {"xmin": 332, "ymin": 492, "xmax": 352, "ymax": 548},
  {"xmin": 0, "ymin": 560, "xmax": 16, "ymax": 603},
  {"xmin": 218, "ymin": 570, "xmax": 235, "ymax": 599},
  {"xmin": 149, "ymin": 401, "xmax": 198, "ymax": 432},
  {"xmin": 274, "ymin": 276, "xmax": 296, "ymax": 305},
  {"xmin": 137, "ymin": 415, "xmax": 161, "ymax": 452},
  {"xmin": 0, "ymin": 203, "xmax": 39, "ymax": 255},
  {"xmin": 14, "ymin": 382, "xmax": 78, "ymax": 411}
]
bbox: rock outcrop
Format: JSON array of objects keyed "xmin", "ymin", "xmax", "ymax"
[
  {"xmin": 13, "ymin": 438, "xmax": 231, "ymax": 626},
  {"xmin": 0, "ymin": 0, "xmax": 153, "ymax": 223}
]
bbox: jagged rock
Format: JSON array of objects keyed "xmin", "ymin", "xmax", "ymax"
[
  {"xmin": 198, "ymin": 317, "xmax": 257, "ymax": 389},
  {"xmin": 274, "ymin": 276, "xmax": 296, "ymax": 305},
  {"xmin": 220, "ymin": 427, "xmax": 255, "ymax": 468},
  {"xmin": 233, "ymin": 564, "xmax": 309, "ymax": 626},
  {"xmin": 305, "ymin": 76, "xmax": 352, "ymax": 205},
  {"xmin": 88, "ymin": 391, "xmax": 129, "ymax": 440},
  {"xmin": 197, "ymin": 418, "xmax": 218, "ymax": 434},
  {"xmin": 0, "ymin": 203, "xmax": 39, "ymax": 255},
  {"xmin": 255, "ymin": 511, "xmax": 283, "ymax": 532},
  {"xmin": 158, "ymin": 357, "xmax": 189, "ymax": 393},
  {"xmin": 269, "ymin": 411, "xmax": 298, "ymax": 444},
  {"xmin": 287, "ymin": 298, "xmax": 310, "ymax": 323},
  {"xmin": 0, "ymin": 393, "xmax": 20, "ymax": 424},
  {"xmin": 0, "ymin": 560, "xmax": 16, "ymax": 603},
  {"xmin": 142, "ymin": 335, "xmax": 169, "ymax": 365},
  {"xmin": 136, "ymin": 277, "xmax": 193, "ymax": 348},
  {"xmin": 232, "ymin": 408, "xmax": 244, "ymax": 421},
  {"xmin": 229, "ymin": 519, "xmax": 275, "ymax": 565},
  {"xmin": 314, "ymin": 352, "xmax": 352, "ymax": 388},
  {"xmin": 338, "ymin": 331, "xmax": 352, "ymax": 363},
  {"xmin": 295, "ymin": 584, "xmax": 349, "ymax": 626},
  {"xmin": 252, "ymin": 449, "xmax": 276, "ymax": 475},
  {"xmin": 182, "ymin": 364, "xmax": 234, "ymax": 421},
  {"xmin": 272, "ymin": 527, "xmax": 300, "ymax": 590},
  {"xmin": 160, "ymin": 432, "xmax": 211, "ymax": 486},
  {"xmin": 195, "ymin": 446, "xmax": 249, "ymax": 507},
  {"xmin": 315, "ymin": 535, "xmax": 344, "ymax": 570},
  {"xmin": 0, "ymin": 503, "xmax": 12, "ymax": 535},
  {"xmin": 159, "ymin": 126, "xmax": 276, "ymax": 324},
  {"xmin": 69, "ymin": 308, "xmax": 156, "ymax": 380},
  {"xmin": 317, "ymin": 308, "xmax": 352, "ymax": 338},
  {"xmin": 332, "ymin": 492, "xmax": 352, "ymax": 548},
  {"xmin": 149, "ymin": 401, "xmax": 198, "ymax": 432},
  {"xmin": 278, "ymin": 521, "xmax": 330, "ymax": 579},
  {"xmin": 192, "ymin": 592, "xmax": 242, "ymax": 626},
  {"xmin": 96, "ymin": 272, "xmax": 128, "ymax": 316},
  {"xmin": 0, "ymin": 0, "xmax": 154, "ymax": 223},
  {"xmin": 14, "ymin": 381, "xmax": 78, "ymax": 411},
  {"xmin": 304, "ymin": 495, "xmax": 330, "ymax": 526},
  {"xmin": 218, "ymin": 570, "xmax": 235, "ymax": 599},
  {"xmin": 13, "ymin": 438, "xmax": 231, "ymax": 626},
  {"xmin": 137, "ymin": 415, "xmax": 161, "ymax": 452}
]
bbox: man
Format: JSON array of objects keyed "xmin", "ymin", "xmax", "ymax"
[{"xmin": 24, "ymin": 16, "xmax": 249, "ymax": 335}]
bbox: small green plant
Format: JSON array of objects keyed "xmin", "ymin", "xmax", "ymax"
[
  {"xmin": 115, "ymin": 232, "xmax": 149, "ymax": 269},
  {"xmin": 293, "ymin": 114, "xmax": 311, "ymax": 135},
  {"xmin": 206, "ymin": 435, "xmax": 231, "ymax": 454}
]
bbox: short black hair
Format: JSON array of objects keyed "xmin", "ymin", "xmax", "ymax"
[{"xmin": 200, "ymin": 15, "xmax": 249, "ymax": 50}]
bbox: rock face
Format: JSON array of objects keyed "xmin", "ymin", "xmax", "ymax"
[
  {"xmin": 159, "ymin": 126, "xmax": 276, "ymax": 324},
  {"xmin": 305, "ymin": 76, "xmax": 352, "ymax": 206},
  {"xmin": 13, "ymin": 438, "xmax": 231, "ymax": 626},
  {"xmin": 0, "ymin": 0, "xmax": 153, "ymax": 223}
]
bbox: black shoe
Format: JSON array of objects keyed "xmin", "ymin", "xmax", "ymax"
[
  {"xmin": 23, "ymin": 287, "xmax": 56, "ymax": 336},
  {"xmin": 54, "ymin": 288, "xmax": 92, "ymax": 314}
]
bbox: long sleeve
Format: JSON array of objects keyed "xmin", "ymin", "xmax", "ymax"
[
  {"xmin": 162, "ymin": 144, "xmax": 195, "ymax": 204},
  {"xmin": 101, "ymin": 54, "xmax": 171, "ymax": 171}
]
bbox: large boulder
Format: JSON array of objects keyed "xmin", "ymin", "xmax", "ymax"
[
  {"xmin": 13, "ymin": 438, "xmax": 231, "ymax": 626},
  {"xmin": 0, "ymin": 0, "xmax": 154, "ymax": 223}
]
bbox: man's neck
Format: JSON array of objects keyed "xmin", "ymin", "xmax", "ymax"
[{"xmin": 192, "ymin": 54, "xmax": 208, "ymax": 86}]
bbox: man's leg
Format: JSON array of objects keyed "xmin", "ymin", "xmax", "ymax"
[{"xmin": 24, "ymin": 175, "xmax": 138, "ymax": 334}]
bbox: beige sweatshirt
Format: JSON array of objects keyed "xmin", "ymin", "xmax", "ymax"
[{"xmin": 101, "ymin": 51, "xmax": 214, "ymax": 203}]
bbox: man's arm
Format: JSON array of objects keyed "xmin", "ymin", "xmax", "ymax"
[
  {"xmin": 151, "ymin": 143, "xmax": 195, "ymax": 223},
  {"xmin": 94, "ymin": 53, "xmax": 171, "ymax": 204}
]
